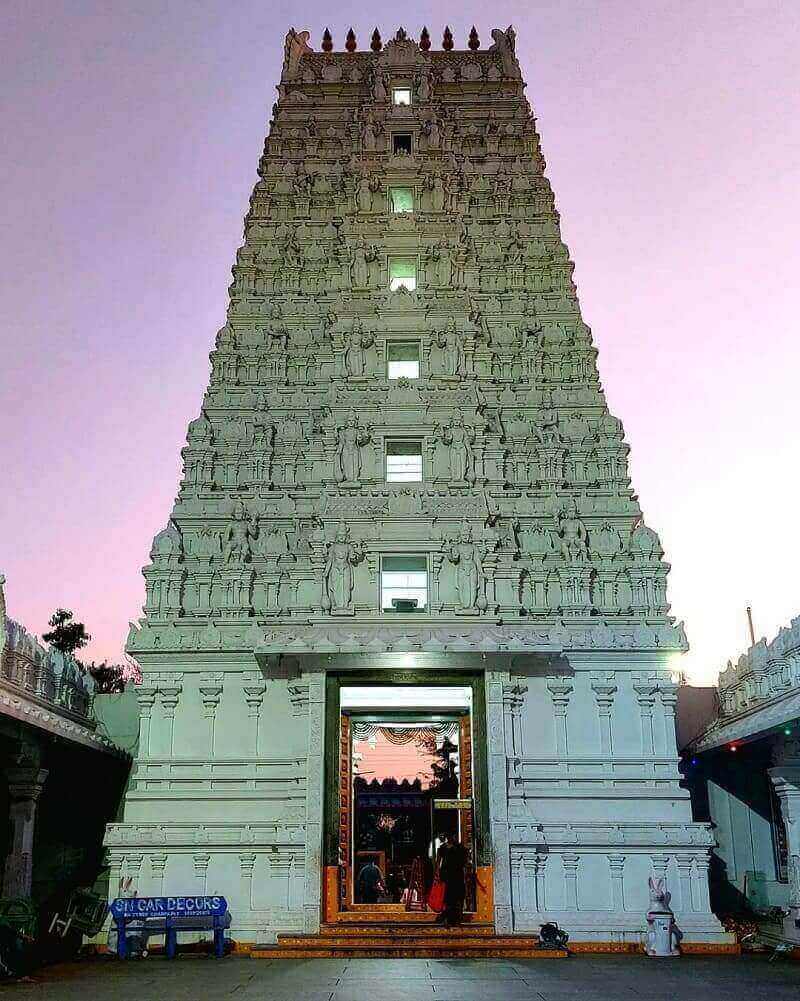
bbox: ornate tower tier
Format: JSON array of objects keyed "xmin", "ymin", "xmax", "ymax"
[{"xmin": 108, "ymin": 25, "xmax": 728, "ymax": 947}]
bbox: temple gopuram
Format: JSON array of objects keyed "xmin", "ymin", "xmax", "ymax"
[{"xmin": 109, "ymin": 25, "xmax": 730, "ymax": 953}]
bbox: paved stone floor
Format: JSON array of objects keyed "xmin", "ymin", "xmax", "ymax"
[{"xmin": 2, "ymin": 955, "xmax": 797, "ymax": 1000}]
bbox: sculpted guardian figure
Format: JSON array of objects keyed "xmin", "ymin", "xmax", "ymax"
[
  {"xmin": 362, "ymin": 113, "xmax": 377, "ymax": 152},
  {"xmin": 282, "ymin": 28, "xmax": 313, "ymax": 79},
  {"xmin": 488, "ymin": 25, "xmax": 521, "ymax": 80},
  {"xmin": 371, "ymin": 69, "xmax": 388, "ymax": 103},
  {"xmin": 356, "ymin": 175, "xmax": 374, "ymax": 213},
  {"xmin": 438, "ymin": 410, "xmax": 475, "ymax": 483},
  {"xmin": 335, "ymin": 415, "xmax": 371, "ymax": 483},
  {"xmin": 350, "ymin": 240, "xmax": 370, "ymax": 288},
  {"xmin": 446, "ymin": 522, "xmax": 486, "ymax": 612},
  {"xmin": 557, "ymin": 499, "xmax": 588, "ymax": 563},
  {"xmin": 416, "ymin": 70, "xmax": 432, "ymax": 102},
  {"xmin": 224, "ymin": 501, "xmax": 257, "ymax": 564},
  {"xmin": 322, "ymin": 527, "xmax": 365, "ymax": 613},
  {"xmin": 343, "ymin": 319, "xmax": 374, "ymax": 378},
  {"xmin": 435, "ymin": 318, "xmax": 466, "ymax": 377}
]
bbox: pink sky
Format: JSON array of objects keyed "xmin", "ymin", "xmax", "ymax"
[
  {"xmin": 2, "ymin": 3, "xmax": 798, "ymax": 683},
  {"xmin": 354, "ymin": 733, "xmax": 437, "ymax": 786}
]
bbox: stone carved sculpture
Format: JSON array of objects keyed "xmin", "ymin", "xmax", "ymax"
[
  {"xmin": 437, "ymin": 411, "xmax": 475, "ymax": 484},
  {"xmin": 322, "ymin": 526, "xmax": 365, "ymax": 614},
  {"xmin": 224, "ymin": 502, "xmax": 257, "ymax": 564},
  {"xmin": 343, "ymin": 319, "xmax": 374, "ymax": 378},
  {"xmin": 556, "ymin": 499, "xmax": 588, "ymax": 563},
  {"xmin": 446, "ymin": 522, "xmax": 488, "ymax": 613},
  {"xmin": 349, "ymin": 239, "xmax": 379, "ymax": 288},
  {"xmin": 356, "ymin": 174, "xmax": 379, "ymax": 213},
  {"xmin": 370, "ymin": 69, "xmax": 388, "ymax": 103},
  {"xmin": 431, "ymin": 318, "xmax": 466, "ymax": 378},
  {"xmin": 334, "ymin": 415, "xmax": 371, "ymax": 484},
  {"xmin": 421, "ymin": 117, "xmax": 441, "ymax": 149},
  {"xmin": 278, "ymin": 415, "xmax": 306, "ymax": 486},
  {"xmin": 282, "ymin": 28, "xmax": 313, "ymax": 80},
  {"xmin": 416, "ymin": 70, "xmax": 432, "ymax": 103},
  {"xmin": 362, "ymin": 113, "xmax": 378, "ymax": 152}
]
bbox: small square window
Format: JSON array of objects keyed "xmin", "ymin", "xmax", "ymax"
[
  {"xmin": 392, "ymin": 87, "xmax": 412, "ymax": 106},
  {"xmin": 389, "ymin": 186, "xmax": 414, "ymax": 213},
  {"xmin": 392, "ymin": 133, "xmax": 412, "ymax": 155},
  {"xmin": 381, "ymin": 555, "xmax": 428, "ymax": 611},
  {"xmin": 387, "ymin": 341, "xmax": 420, "ymax": 379},
  {"xmin": 389, "ymin": 258, "xmax": 417, "ymax": 292},
  {"xmin": 386, "ymin": 440, "xmax": 423, "ymax": 482}
]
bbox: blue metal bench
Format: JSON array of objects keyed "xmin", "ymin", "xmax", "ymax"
[{"xmin": 110, "ymin": 896, "xmax": 231, "ymax": 959}]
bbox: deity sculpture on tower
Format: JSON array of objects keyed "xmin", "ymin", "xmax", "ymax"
[
  {"xmin": 437, "ymin": 410, "xmax": 476, "ymax": 484},
  {"xmin": 322, "ymin": 526, "xmax": 365, "ymax": 614},
  {"xmin": 343, "ymin": 319, "xmax": 375, "ymax": 379},
  {"xmin": 556, "ymin": 499, "xmax": 588, "ymax": 563},
  {"xmin": 334, "ymin": 415, "xmax": 371, "ymax": 484},
  {"xmin": 446, "ymin": 522, "xmax": 488, "ymax": 613}
]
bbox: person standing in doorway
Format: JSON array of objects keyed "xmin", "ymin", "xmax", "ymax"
[
  {"xmin": 356, "ymin": 859, "xmax": 386, "ymax": 904},
  {"xmin": 435, "ymin": 831, "xmax": 468, "ymax": 926}
]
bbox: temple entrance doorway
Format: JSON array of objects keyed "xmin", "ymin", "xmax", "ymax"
[{"xmin": 331, "ymin": 684, "xmax": 479, "ymax": 919}]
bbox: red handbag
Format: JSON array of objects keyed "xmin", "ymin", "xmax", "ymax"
[{"xmin": 427, "ymin": 877, "xmax": 445, "ymax": 913}]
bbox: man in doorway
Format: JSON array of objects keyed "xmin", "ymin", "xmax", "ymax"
[
  {"xmin": 356, "ymin": 859, "xmax": 386, "ymax": 904},
  {"xmin": 435, "ymin": 831, "xmax": 468, "ymax": 926}
]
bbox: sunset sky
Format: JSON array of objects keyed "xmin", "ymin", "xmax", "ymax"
[{"xmin": 2, "ymin": 3, "xmax": 798, "ymax": 683}]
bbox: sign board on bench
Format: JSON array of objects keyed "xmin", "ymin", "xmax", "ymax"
[
  {"xmin": 111, "ymin": 896, "xmax": 230, "ymax": 959},
  {"xmin": 111, "ymin": 896, "xmax": 228, "ymax": 919}
]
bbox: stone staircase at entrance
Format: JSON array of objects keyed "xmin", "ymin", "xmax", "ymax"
[{"xmin": 251, "ymin": 921, "xmax": 568, "ymax": 959}]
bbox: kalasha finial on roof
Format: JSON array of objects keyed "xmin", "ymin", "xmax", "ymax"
[
  {"xmin": 321, "ymin": 27, "xmax": 333, "ymax": 52},
  {"xmin": 345, "ymin": 28, "xmax": 357, "ymax": 52},
  {"xmin": 468, "ymin": 25, "xmax": 480, "ymax": 50},
  {"xmin": 395, "ymin": 27, "xmax": 408, "ymax": 42},
  {"xmin": 419, "ymin": 26, "xmax": 431, "ymax": 51},
  {"xmin": 371, "ymin": 27, "xmax": 382, "ymax": 51},
  {"xmin": 442, "ymin": 26, "xmax": 454, "ymax": 51}
]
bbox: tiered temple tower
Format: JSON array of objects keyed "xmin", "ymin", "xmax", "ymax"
[{"xmin": 108, "ymin": 25, "xmax": 728, "ymax": 946}]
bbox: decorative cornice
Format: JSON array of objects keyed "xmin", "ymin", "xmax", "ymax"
[
  {"xmin": 0, "ymin": 684, "xmax": 128, "ymax": 758},
  {"xmin": 127, "ymin": 617, "xmax": 687, "ymax": 658}
]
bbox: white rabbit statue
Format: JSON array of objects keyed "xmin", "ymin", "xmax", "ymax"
[{"xmin": 645, "ymin": 876, "xmax": 681, "ymax": 957}]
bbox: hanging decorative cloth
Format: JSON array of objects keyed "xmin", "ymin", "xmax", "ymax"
[{"xmin": 350, "ymin": 721, "xmax": 458, "ymax": 744}]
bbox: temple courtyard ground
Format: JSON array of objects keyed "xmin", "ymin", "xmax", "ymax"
[{"xmin": 3, "ymin": 955, "xmax": 798, "ymax": 1000}]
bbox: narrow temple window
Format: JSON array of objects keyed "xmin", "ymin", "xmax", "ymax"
[
  {"xmin": 392, "ymin": 133, "xmax": 413, "ymax": 155},
  {"xmin": 389, "ymin": 186, "xmax": 414, "ymax": 213},
  {"xmin": 381, "ymin": 556, "xmax": 428, "ymax": 611},
  {"xmin": 392, "ymin": 87, "xmax": 412, "ymax": 106},
  {"xmin": 388, "ymin": 258, "xmax": 417, "ymax": 292},
  {"xmin": 386, "ymin": 340, "xmax": 420, "ymax": 379},
  {"xmin": 386, "ymin": 440, "xmax": 423, "ymax": 482}
]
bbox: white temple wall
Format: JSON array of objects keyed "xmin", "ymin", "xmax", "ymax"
[
  {"xmin": 503, "ymin": 654, "xmax": 720, "ymax": 940},
  {"xmin": 106, "ymin": 651, "xmax": 728, "ymax": 943},
  {"xmin": 105, "ymin": 662, "xmax": 310, "ymax": 941}
]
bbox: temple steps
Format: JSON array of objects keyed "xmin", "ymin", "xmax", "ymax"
[{"xmin": 251, "ymin": 923, "xmax": 568, "ymax": 959}]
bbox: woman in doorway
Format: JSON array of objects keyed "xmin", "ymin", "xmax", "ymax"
[{"xmin": 435, "ymin": 831, "xmax": 468, "ymax": 926}]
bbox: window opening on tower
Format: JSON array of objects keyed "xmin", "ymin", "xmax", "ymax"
[
  {"xmin": 386, "ymin": 440, "xmax": 423, "ymax": 482},
  {"xmin": 392, "ymin": 87, "xmax": 412, "ymax": 106},
  {"xmin": 386, "ymin": 340, "xmax": 420, "ymax": 379},
  {"xmin": 380, "ymin": 556, "xmax": 428, "ymax": 612},
  {"xmin": 389, "ymin": 258, "xmax": 417, "ymax": 292},
  {"xmin": 389, "ymin": 186, "xmax": 414, "ymax": 213},
  {"xmin": 392, "ymin": 133, "xmax": 413, "ymax": 155}
]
